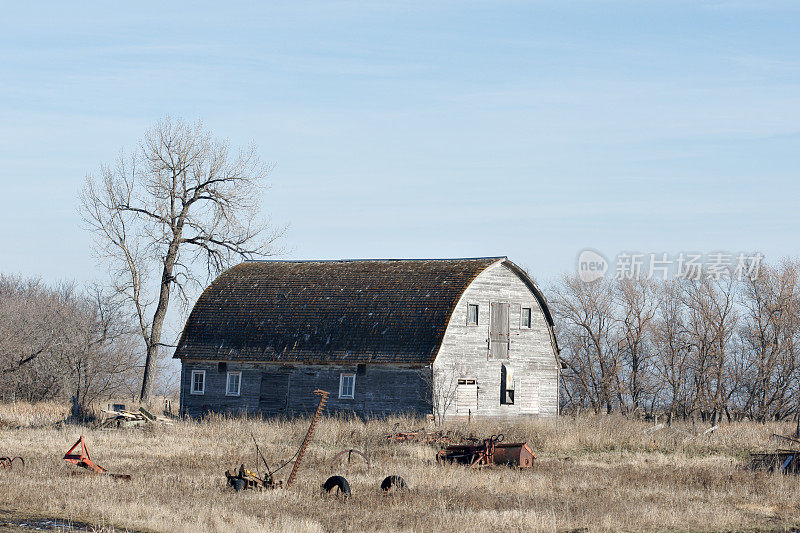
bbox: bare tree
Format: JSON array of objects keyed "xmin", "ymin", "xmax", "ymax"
[
  {"xmin": 552, "ymin": 275, "xmax": 619, "ymax": 414},
  {"xmin": 652, "ymin": 280, "xmax": 693, "ymax": 422},
  {"xmin": 0, "ymin": 276, "xmax": 61, "ymax": 382},
  {"xmin": 80, "ymin": 117, "xmax": 283, "ymax": 402},
  {"xmin": 615, "ymin": 277, "xmax": 658, "ymax": 415},
  {"xmin": 681, "ymin": 277, "xmax": 739, "ymax": 424},
  {"xmin": 0, "ymin": 275, "xmax": 140, "ymax": 407},
  {"xmin": 738, "ymin": 260, "xmax": 799, "ymax": 421},
  {"xmin": 58, "ymin": 286, "xmax": 140, "ymax": 413},
  {"xmin": 423, "ymin": 362, "xmax": 468, "ymax": 425}
]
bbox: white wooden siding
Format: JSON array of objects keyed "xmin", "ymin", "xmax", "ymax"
[
  {"xmin": 433, "ymin": 262, "xmax": 558, "ymax": 419},
  {"xmin": 518, "ymin": 378, "xmax": 540, "ymax": 414}
]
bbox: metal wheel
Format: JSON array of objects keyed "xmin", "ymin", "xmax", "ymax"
[
  {"xmin": 380, "ymin": 475, "xmax": 407, "ymax": 493},
  {"xmin": 322, "ymin": 475, "xmax": 351, "ymax": 498}
]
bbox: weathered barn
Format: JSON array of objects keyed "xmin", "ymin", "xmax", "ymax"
[{"xmin": 174, "ymin": 257, "xmax": 559, "ymax": 419}]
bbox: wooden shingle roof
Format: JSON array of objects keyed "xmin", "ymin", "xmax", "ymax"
[{"xmin": 174, "ymin": 257, "xmax": 509, "ymax": 364}]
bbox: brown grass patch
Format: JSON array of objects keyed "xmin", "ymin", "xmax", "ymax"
[{"xmin": 1, "ymin": 403, "xmax": 798, "ymax": 532}]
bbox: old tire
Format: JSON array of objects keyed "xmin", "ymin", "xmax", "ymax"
[
  {"xmin": 231, "ymin": 478, "xmax": 247, "ymax": 491},
  {"xmin": 380, "ymin": 475, "xmax": 407, "ymax": 493},
  {"xmin": 322, "ymin": 475, "xmax": 351, "ymax": 497}
]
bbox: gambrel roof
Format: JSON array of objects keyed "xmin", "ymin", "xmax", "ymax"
[{"xmin": 174, "ymin": 257, "xmax": 553, "ymax": 365}]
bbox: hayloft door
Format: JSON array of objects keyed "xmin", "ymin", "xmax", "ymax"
[
  {"xmin": 259, "ymin": 372, "xmax": 290, "ymax": 415},
  {"xmin": 489, "ymin": 302, "xmax": 510, "ymax": 359}
]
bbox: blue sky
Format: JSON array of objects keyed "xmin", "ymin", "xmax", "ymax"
[{"xmin": 1, "ymin": 1, "xmax": 799, "ymax": 290}]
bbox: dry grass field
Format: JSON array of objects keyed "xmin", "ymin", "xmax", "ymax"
[{"xmin": 1, "ymin": 402, "xmax": 799, "ymax": 532}]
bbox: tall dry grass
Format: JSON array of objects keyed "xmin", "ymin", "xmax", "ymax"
[{"xmin": 1, "ymin": 402, "xmax": 798, "ymax": 532}]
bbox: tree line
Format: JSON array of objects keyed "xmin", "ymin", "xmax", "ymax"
[
  {"xmin": 552, "ymin": 259, "xmax": 800, "ymax": 423},
  {"xmin": 0, "ymin": 274, "xmax": 141, "ymax": 407}
]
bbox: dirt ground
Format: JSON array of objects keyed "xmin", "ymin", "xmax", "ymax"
[{"xmin": 1, "ymin": 402, "xmax": 799, "ymax": 532}]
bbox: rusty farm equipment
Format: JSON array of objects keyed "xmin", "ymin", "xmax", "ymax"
[
  {"xmin": 436, "ymin": 434, "xmax": 536, "ymax": 468},
  {"xmin": 386, "ymin": 428, "xmax": 453, "ymax": 446},
  {"xmin": 0, "ymin": 456, "xmax": 24, "ymax": 471},
  {"xmin": 750, "ymin": 434, "xmax": 800, "ymax": 474},
  {"xmin": 225, "ymin": 389, "xmax": 330, "ymax": 491},
  {"xmin": 63, "ymin": 436, "xmax": 131, "ymax": 480},
  {"xmin": 330, "ymin": 448, "xmax": 371, "ymax": 468}
]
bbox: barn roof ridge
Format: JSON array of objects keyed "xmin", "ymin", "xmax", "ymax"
[{"xmin": 244, "ymin": 256, "xmax": 507, "ymax": 263}]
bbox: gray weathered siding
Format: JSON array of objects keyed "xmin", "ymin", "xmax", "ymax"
[
  {"xmin": 433, "ymin": 262, "xmax": 559, "ymax": 419},
  {"xmin": 180, "ymin": 361, "xmax": 431, "ymax": 418}
]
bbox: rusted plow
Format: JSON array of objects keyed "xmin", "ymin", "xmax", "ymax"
[
  {"xmin": 0, "ymin": 456, "xmax": 24, "ymax": 471},
  {"xmin": 226, "ymin": 389, "xmax": 330, "ymax": 491},
  {"xmin": 63, "ymin": 436, "xmax": 131, "ymax": 480},
  {"xmin": 750, "ymin": 434, "xmax": 800, "ymax": 474},
  {"xmin": 437, "ymin": 434, "xmax": 536, "ymax": 468}
]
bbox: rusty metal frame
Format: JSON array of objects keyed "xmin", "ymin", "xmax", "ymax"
[
  {"xmin": 436, "ymin": 434, "xmax": 536, "ymax": 468},
  {"xmin": 750, "ymin": 433, "xmax": 800, "ymax": 474},
  {"xmin": 227, "ymin": 388, "xmax": 330, "ymax": 491},
  {"xmin": 330, "ymin": 449, "xmax": 370, "ymax": 468},
  {"xmin": 285, "ymin": 389, "xmax": 329, "ymax": 488},
  {"xmin": 0, "ymin": 456, "xmax": 24, "ymax": 471},
  {"xmin": 63, "ymin": 436, "xmax": 131, "ymax": 480}
]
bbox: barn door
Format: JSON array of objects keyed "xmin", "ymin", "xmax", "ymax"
[
  {"xmin": 259, "ymin": 372, "xmax": 290, "ymax": 415},
  {"xmin": 489, "ymin": 302, "xmax": 510, "ymax": 359},
  {"xmin": 455, "ymin": 379, "xmax": 478, "ymax": 415}
]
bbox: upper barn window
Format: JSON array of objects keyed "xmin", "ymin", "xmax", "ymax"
[
  {"xmin": 467, "ymin": 304, "xmax": 479, "ymax": 326},
  {"xmin": 226, "ymin": 371, "xmax": 241, "ymax": 396},
  {"xmin": 190, "ymin": 370, "xmax": 205, "ymax": 395},
  {"xmin": 521, "ymin": 307, "xmax": 532, "ymax": 328},
  {"xmin": 339, "ymin": 373, "xmax": 356, "ymax": 399}
]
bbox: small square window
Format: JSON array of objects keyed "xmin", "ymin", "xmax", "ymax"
[
  {"xmin": 191, "ymin": 370, "xmax": 205, "ymax": 395},
  {"xmin": 467, "ymin": 304, "xmax": 479, "ymax": 326},
  {"xmin": 339, "ymin": 373, "xmax": 355, "ymax": 399},
  {"xmin": 226, "ymin": 371, "xmax": 241, "ymax": 396},
  {"xmin": 521, "ymin": 308, "xmax": 532, "ymax": 328}
]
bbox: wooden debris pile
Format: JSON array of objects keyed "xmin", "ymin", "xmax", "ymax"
[{"xmin": 98, "ymin": 406, "xmax": 174, "ymax": 429}]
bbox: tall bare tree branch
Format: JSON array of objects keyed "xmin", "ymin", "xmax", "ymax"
[{"xmin": 80, "ymin": 117, "xmax": 284, "ymax": 401}]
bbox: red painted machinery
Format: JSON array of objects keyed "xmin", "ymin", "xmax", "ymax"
[
  {"xmin": 63, "ymin": 436, "xmax": 131, "ymax": 480},
  {"xmin": 436, "ymin": 434, "xmax": 536, "ymax": 468}
]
